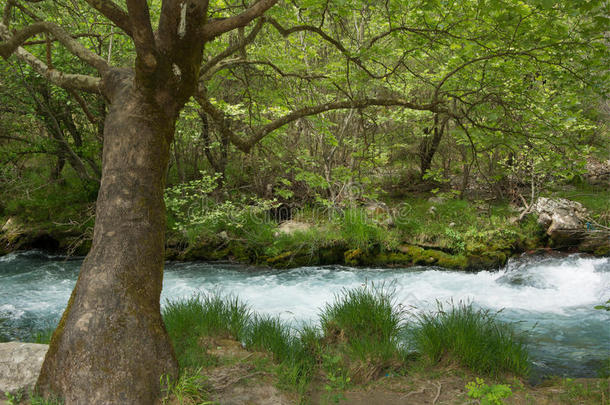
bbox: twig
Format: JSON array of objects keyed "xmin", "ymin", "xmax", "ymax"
[
  {"xmin": 432, "ymin": 381, "xmax": 442, "ymax": 405},
  {"xmin": 401, "ymin": 387, "xmax": 425, "ymax": 398},
  {"xmin": 518, "ymin": 193, "xmax": 534, "ymax": 221}
]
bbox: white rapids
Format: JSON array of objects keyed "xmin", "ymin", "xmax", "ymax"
[{"xmin": 1, "ymin": 251, "xmax": 608, "ymax": 377}]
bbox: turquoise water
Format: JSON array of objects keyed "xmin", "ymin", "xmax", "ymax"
[{"xmin": 1, "ymin": 251, "xmax": 608, "ymax": 378}]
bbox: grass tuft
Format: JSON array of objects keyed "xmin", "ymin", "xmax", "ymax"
[
  {"xmin": 160, "ymin": 367, "xmax": 212, "ymax": 405},
  {"xmin": 319, "ymin": 284, "xmax": 409, "ymax": 382},
  {"xmin": 162, "ymin": 293, "xmax": 251, "ymax": 368},
  {"xmin": 411, "ymin": 301, "xmax": 530, "ymax": 377}
]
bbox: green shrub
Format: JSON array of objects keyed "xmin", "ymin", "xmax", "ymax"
[{"xmin": 411, "ymin": 301, "xmax": 529, "ymax": 377}]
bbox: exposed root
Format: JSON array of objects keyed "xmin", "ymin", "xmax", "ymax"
[
  {"xmin": 431, "ymin": 381, "xmax": 442, "ymax": 405},
  {"xmin": 401, "ymin": 387, "xmax": 425, "ymax": 398}
]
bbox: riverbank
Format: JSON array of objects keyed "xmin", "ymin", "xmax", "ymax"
[
  {"xmin": 1, "ymin": 188, "xmax": 608, "ymax": 270},
  {"xmin": 3, "ymin": 285, "xmax": 608, "ymax": 404}
]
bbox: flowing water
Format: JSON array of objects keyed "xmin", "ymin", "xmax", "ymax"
[{"xmin": 1, "ymin": 251, "xmax": 608, "ymax": 378}]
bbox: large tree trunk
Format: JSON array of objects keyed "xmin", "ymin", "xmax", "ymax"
[{"xmin": 36, "ymin": 77, "xmax": 179, "ymax": 404}]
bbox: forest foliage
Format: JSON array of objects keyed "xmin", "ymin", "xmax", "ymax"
[{"xmin": 1, "ymin": 0, "xmax": 608, "ymax": 253}]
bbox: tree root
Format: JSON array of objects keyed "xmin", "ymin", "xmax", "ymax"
[{"xmin": 432, "ymin": 381, "xmax": 442, "ymax": 405}]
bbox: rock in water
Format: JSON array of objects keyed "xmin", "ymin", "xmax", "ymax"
[
  {"xmin": 0, "ymin": 342, "xmax": 48, "ymax": 395},
  {"xmin": 533, "ymin": 197, "xmax": 587, "ymax": 247}
]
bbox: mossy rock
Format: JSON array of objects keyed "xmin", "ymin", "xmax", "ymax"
[
  {"xmin": 344, "ymin": 248, "xmax": 364, "ymax": 266},
  {"xmin": 180, "ymin": 241, "xmax": 224, "ymax": 261},
  {"xmin": 318, "ymin": 244, "xmax": 347, "ymax": 265},
  {"xmin": 434, "ymin": 252, "xmax": 468, "ymax": 270},
  {"xmin": 370, "ymin": 252, "xmax": 412, "ymax": 266},
  {"xmin": 579, "ymin": 233, "xmax": 610, "ymax": 257},
  {"xmin": 266, "ymin": 250, "xmax": 316, "ymax": 268},
  {"xmin": 466, "ymin": 251, "xmax": 508, "ymax": 270}
]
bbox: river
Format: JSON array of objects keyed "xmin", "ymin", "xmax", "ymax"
[{"xmin": 1, "ymin": 251, "xmax": 608, "ymax": 379}]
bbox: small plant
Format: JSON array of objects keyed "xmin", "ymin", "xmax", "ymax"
[
  {"xmin": 5, "ymin": 390, "xmax": 24, "ymax": 405},
  {"xmin": 322, "ymin": 354, "xmax": 351, "ymax": 404},
  {"xmin": 444, "ymin": 227, "xmax": 465, "ymax": 254},
  {"xmin": 4, "ymin": 390, "xmax": 63, "ymax": 405},
  {"xmin": 161, "ymin": 368, "xmax": 212, "ymax": 405},
  {"xmin": 466, "ymin": 378, "xmax": 513, "ymax": 405},
  {"xmin": 594, "ymin": 299, "xmax": 610, "ymax": 311}
]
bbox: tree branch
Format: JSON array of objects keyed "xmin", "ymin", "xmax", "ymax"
[
  {"xmin": 202, "ymin": 58, "xmax": 327, "ymax": 82},
  {"xmin": 201, "ymin": 0, "xmax": 277, "ymax": 40},
  {"xmin": 0, "ymin": 21, "xmax": 109, "ymax": 74},
  {"xmin": 196, "ymin": 90, "xmax": 444, "ymax": 153},
  {"xmin": 23, "ymin": 33, "xmax": 101, "ymax": 46},
  {"xmin": 126, "ymin": 0, "xmax": 157, "ymax": 70},
  {"xmin": 264, "ymin": 17, "xmax": 393, "ymax": 80},
  {"xmin": 200, "ymin": 17, "xmax": 264, "ymax": 79},
  {"xmin": 83, "ymin": 0, "xmax": 133, "ymax": 37},
  {"xmin": 0, "ymin": 35, "xmax": 101, "ymax": 92}
]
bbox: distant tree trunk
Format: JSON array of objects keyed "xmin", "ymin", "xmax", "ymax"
[
  {"xmin": 37, "ymin": 73, "xmax": 179, "ymax": 403},
  {"xmin": 199, "ymin": 110, "xmax": 229, "ymax": 184},
  {"xmin": 419, "ymin": 115, "xmax": 448, "ymax": 180},
  {"xmin": 458, "ymin": 145, "xmax": 472, "ymax": 199},
  {"xmin": 50, "ymin": 156, "xmax": 65, "ymax": 181},
  {"xmin": 173, "ymin": 137, "xmax": 185, "ymax": 183}
]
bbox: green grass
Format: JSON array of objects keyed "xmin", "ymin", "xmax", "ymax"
[
  {"xmin": 29, "ymin": 327, "xmax": 55, "ymax": 344},
  {"xmin": 160, "ymin": 367, "xmax": 212, "ymax": 405},
  {"xmin": 319, "ymin": 284, "xmax": 410, "ymax": 382},
  {"xmin": 411, "ymin": 301, "xmax": 530, "ymax": 377},
  {"xmin": 244, "ymin": 315, "xmax": 316, "ymax": 393},
  {"xmin": 162, "ymin": 289, "xmax": 533, "ymax": 399},
  {"xmin": 338, "ymin": 207, "xmax": 383, "ymax": 251},
  {"xmin": 162, "ymin": 292, "xmax": 316, "ymax": 394},
  {"xmin": 559, "ymin": 378, "xmax": 610, "ymax": 405},
  {"xmin": 162, "ymin": 293, "xmax": 251, "ymax": 368}
]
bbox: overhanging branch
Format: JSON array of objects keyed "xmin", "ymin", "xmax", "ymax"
[
  {"xmin": 83, "ymin": 0, "xmax": 133, "ymax": 37},
  {"xmin": 0, "ymin": 21, "xmax": 109, "ymax": 74},
  {"xmin": 201, "ymin": 0, "xmax": 277, "ymax": 40},
  {"xmin": 196, "ymin": 90, "xmax": 444, "ymax": 153}
]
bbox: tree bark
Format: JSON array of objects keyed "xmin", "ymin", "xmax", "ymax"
[
  {"xmin": 36, "ymin": 73, "xmax": 178, "ymax": 404},
  {"xmin": 419, "ymin": 115, "xmax": 448, "ymax": 180}
]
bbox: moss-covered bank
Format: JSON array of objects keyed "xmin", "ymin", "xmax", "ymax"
[{"xmin": 2, "ymin": 190, "xmax": 608, "ymax": 270}]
